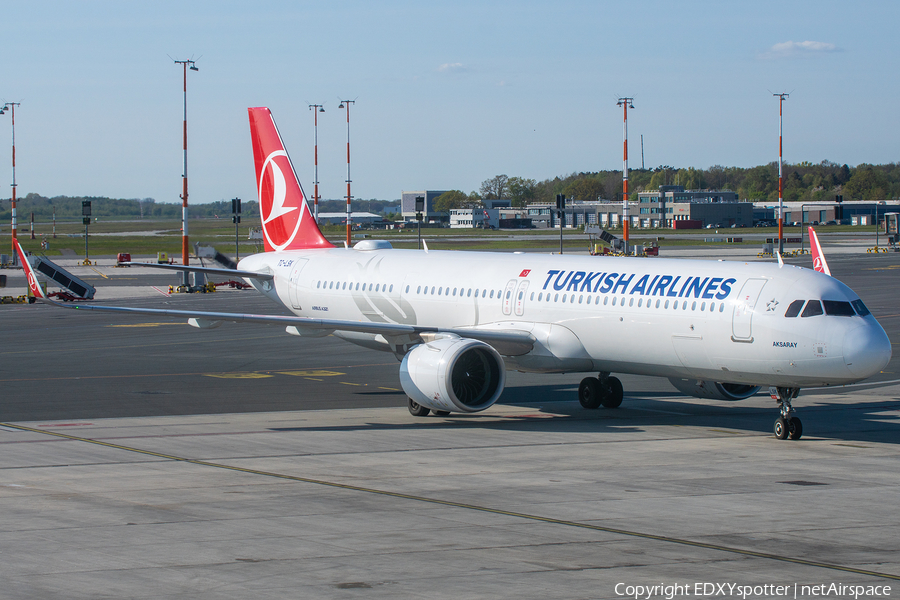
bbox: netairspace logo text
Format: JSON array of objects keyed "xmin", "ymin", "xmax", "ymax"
[{"xmin": 614, "ymin": 582, "xmax": 892, "ymax": 600}]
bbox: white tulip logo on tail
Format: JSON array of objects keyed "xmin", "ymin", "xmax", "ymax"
[{"xmin": 260, "ymin": 150, "xmax": 304, "ymax": 251}]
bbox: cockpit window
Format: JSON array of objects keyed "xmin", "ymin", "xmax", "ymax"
[
  {"xmin": 823, "ymin": 300, "xmax": 855, "ymax": 317},
  {"xmin": 784, "ymin": 300, "xmax": 805, "ymax": 318},
  {"xmin": 801, "ymin": 300, "xmax": 824, "ymax": 317},
  {"xmin": 851, "ymin": 299, "xmax": 870, "ymax": 317}
]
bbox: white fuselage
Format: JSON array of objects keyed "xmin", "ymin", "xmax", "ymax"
[{"xmin": 239, "ymin": 246, "xmax": 891, "ymax": 388}]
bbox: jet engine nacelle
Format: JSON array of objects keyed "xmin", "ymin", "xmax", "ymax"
[
  {"xmin": 668, "ymin": 378, "xmax": 761, "ymax": 401},
  {"xmin": 400, "ymin": 337, "xmax": 506, "ymax": 413}
]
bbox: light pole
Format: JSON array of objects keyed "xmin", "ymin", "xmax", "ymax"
[
  {"xmin": 232, "ymin": 197, "xmax": 241, "ymax": 260},
  {"xmin": 82, "ymin": 200, "xmax": 92, "ymax": 265},
  {"xmin": 309, "ymin": 104, "xmax": 325, "ymax": 223},
  {"xmin": 1, "ymin": 102, "xmax": 21, "ymax": 266},
  {"xmin": 174, "ymin": 58, "xmax": 199, "ymax": 286},
  {"xmin": 617, "ymin": 97, "xmax": 634, "ymax": 255},
  {"xmin": 800, "ymin": 203, "xmax": 808, "ymax": 254},
  {"xmin": 338, "ymin": 99, "xmax": 355, "ymax": 247},
  {"xmin": 774, "ymin": 92, "xmax": 789, "ymax": 255},
  {"xmin": 556, "ymin": 194, "xmax": 566, "ymax": 254},
  {"xmin": 876, "ymin": 201, "xmax": 882, "ymax": 248},
  {"xmin": 415, "ymin": 196, "xmax": 424, "ymax": 249}
]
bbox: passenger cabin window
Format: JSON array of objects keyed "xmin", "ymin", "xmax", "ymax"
[
  {"xmin": 801, "ymin": 300, "xmax": 824, "ymax": 317},
  {"xmin": 851, "ymin": 299, "xmax": 870, "ymax": 316},
  {"xmin": 823, "ymin": 300, "xmax": 855, "ymax": 317}
]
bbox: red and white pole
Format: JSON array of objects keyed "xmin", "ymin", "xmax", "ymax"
[
  {"xmin": 309, "ymin": 104, "xmax": 324, "ymax": 223},
  {"xmin": 182, "ymin": 63, "xmax": 189, "ymax": 273},
  {"xmin": 174, "ymin": 59, "xmax": 198, "ymax": 285},
  {"xmin": 2, "ymin": 102, "xmax": 20, "ymax": 265},
  {"xmin": 617, "ymin": 97, "xmax": 634, "ymax": 253},
  {"xmin": 775, "ymin": 93, "xmax": 788, "ymax": 254},
  {"xmin": 340, "ymin": 100, "xmax": 355, "ymax": 247}
]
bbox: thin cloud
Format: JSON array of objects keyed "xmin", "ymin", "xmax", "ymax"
[
  {"xmin": 437, "ymin": 62, "xmax": 467, "ymax": 74},
  {"xmin": 760, "ymin": 40, "xmax": 841, "ymax": 59}
]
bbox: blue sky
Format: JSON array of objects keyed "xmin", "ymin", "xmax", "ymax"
[{"xmin": 1, "ymin": 0, "xmax": 898, "ymax": 205}]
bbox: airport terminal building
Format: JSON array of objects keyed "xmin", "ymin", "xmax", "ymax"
[
  {"xmin": 404, "ymin": 186, "xmax": 899, "ymax": 230},
  {"xmin": 526, "ymin": 186, "xmax": 751, "ymax": 229},
  {"xmin": 400, "ymin": 191, "xmax": 450, "ymax": 225}
]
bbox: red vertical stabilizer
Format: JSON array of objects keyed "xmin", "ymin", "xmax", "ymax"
[
  {"xmin": 248, "ymin": 107, "xmax": 334, "ymax": 251},
  {"xmin": 808, "ymin": 226, "xmax": 832, "ymax": 277},
  {"xmin": 14, "ymin": 239, "xmax": 47, "ymax": 299}
]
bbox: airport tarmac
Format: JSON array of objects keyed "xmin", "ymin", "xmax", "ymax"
[{"xmin": 0, "ymin": 245, "xmax": 898, "ymax": 598}]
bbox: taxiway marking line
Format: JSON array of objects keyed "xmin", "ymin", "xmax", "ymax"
[
  {"xmin": 2, "ymin": 421, "xmax": 898, "ymax": 582},
  {"xmin": 0, "ymin": 367, "xmax": 381, "ymax": 384},
  {"xmin": 88, "ymin": 266, "xmax": 109, "ymax": 279}
]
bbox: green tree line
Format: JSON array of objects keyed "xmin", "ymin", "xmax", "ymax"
[
  {"xmin": 3, "ymin": 160, "xmax": 898, "ymax": 222},
  {"xmin": 530, "ymin": 161, "xmax": 900, "ymax": 205},
  {"xmin": 440, "ymin": 161, "xmax": 900, "ymax": 209},
  {"xmin": 0, "ymin": 194, "xmax": 403, "ymax": 222}
]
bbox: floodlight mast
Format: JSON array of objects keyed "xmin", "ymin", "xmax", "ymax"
[
  {"xmin": 617, "ymin": 97, "xmax": 634, "ymax": 254},
  {"xmin": 174, "ymin": 58, "xmax": 198, "ymax": 286},
  {"xmin": 338, "ymin": 99, "xmax": 355, "ymax": 247},
  {"xmin": 1, "ymin": 102, "xmax": 21, "ymax": 266},
  {"xmin": 774, "ymin": 92, "xmax": 789, "ymax": 254},
  {"xmin": 309, "ymin": 104, "xmax": 325, "ymax": 223}
]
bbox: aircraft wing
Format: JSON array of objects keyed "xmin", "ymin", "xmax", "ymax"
[
  {"xmin": 15, "ymin": 240, "xmax": 533, "ymax": 356},
  {"xmin": 34, "ymin": 296, "xmax": 535, "ymax": 356},
  {"xmin": 120, "ymin": 262, "xmax": 274, "ymax": 281}
]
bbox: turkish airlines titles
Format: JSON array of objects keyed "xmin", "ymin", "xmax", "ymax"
[{"xmin": 540, "ymin": 270, "xmax": 737, "ymax": 300}]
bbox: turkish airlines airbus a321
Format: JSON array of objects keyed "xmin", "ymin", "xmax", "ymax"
[{"xmin": 16, "ymin": 107, "xmax": 891, "ymax": 440}]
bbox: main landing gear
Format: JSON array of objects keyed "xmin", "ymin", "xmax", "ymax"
[
  {"xmin": 770, "ymin": 386, "xmax": 802, "ymax": 440},
  {"xmin": 578, "ymin": 373, "xmax": 624, "ymax": 409},
  {"xmin": 407, "ymin": 398, "xmax": 450, "ymax": 417}
]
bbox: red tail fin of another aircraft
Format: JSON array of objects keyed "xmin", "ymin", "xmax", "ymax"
[
  {"xmin": 808, "ymin": 226, "xmax": 832, "ymax": 276},
  {"xmin": 14, "ymin": 239, "xmax": 47, "ymax": 300},
  {"xmin": 248, "ymin": 107, "xmax": 334, "ymax": 252}
]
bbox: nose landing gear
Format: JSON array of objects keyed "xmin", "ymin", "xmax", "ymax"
[{"xmin": 770, "ymin": 387, "xmax": 802, "ymax": 440}]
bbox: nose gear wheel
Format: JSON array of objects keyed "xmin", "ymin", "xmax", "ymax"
[{"xmin": 770, "ymin": 387, "xmax": 802, "ymax": 440}]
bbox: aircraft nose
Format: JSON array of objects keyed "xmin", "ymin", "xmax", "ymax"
[{"xmin": 843, "ymin": 322, "xmax": 892, "ymax": 379}]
